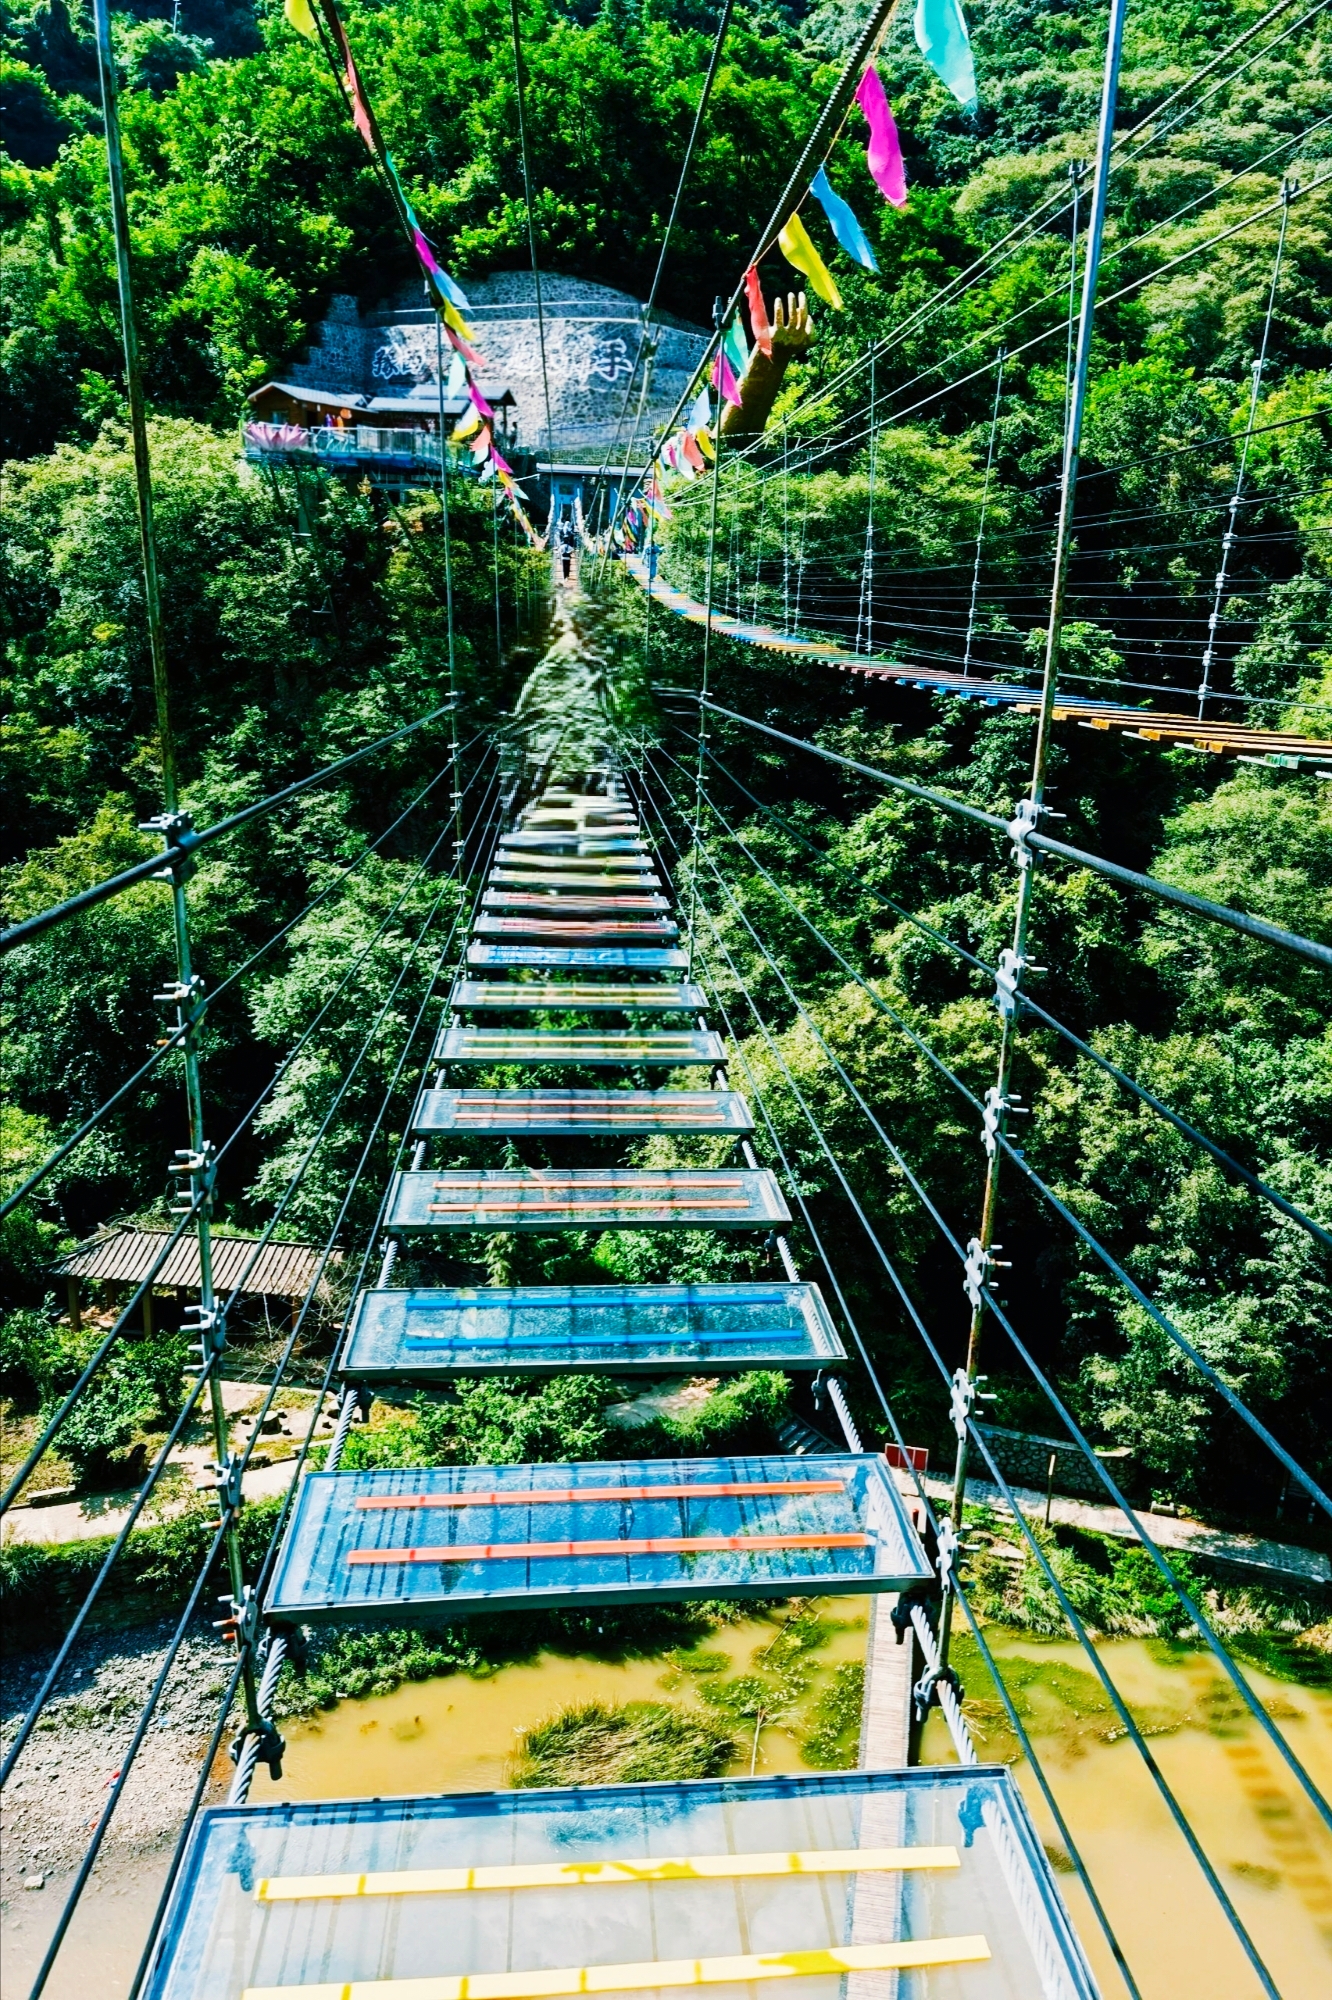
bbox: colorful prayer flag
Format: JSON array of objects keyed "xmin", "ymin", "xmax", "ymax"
[
  {"xmin": 777, "ymin": 212, "xmax": 843, "ymax": 310},
  {"xmin": 284, "ymin": 0, "xmax": 318, "ymax": 38},
  {"xmin": 470, "ymin": 383, "xmax": 495, "ymax": 420},
  {"xmin": 688, "ymin": 386, "xmax": 712, "ymax": 431},
  {"xmin": 681, "ymin": 432, "xmax": 705, "ymax": 472},
  {"xmin": 914, "ymin": 0, "xmax": 977, "ymax": 108},
  {"xmin": 451, "ymin": 408, "xmax": 482, "ymax": 443},
  {"xmin": 855, "ymin": 67, "xmax": 908, "ymax": 208},
  {"xmin": 810, "ymin": 167, "xmax": 878, "ymax": 272},
  {"xmin": 744, "ymin": 268, "xmax": 774, "ymax": 356},
  {"xmin": 722, "ymin": 317, "xmax": 750, "ymax": 377},
  {"xmin": 710, "ymin": 349, "xmax": 743, "ymax": 406},
  {"xmin": 695, "ymin": 426, "xmax": 715, "ymax": 462}
]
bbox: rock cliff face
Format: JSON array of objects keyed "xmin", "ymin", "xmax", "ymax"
[{"xmin": 285, "ymin": 272, "xmax": 708, "ymax": 460}]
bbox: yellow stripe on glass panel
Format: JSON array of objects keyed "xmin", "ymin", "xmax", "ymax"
[
  {"xmin": 256, "ymin": 1845, "xmax": 959, "ymax": 1902},
  {"xmin": 241, "ymin": 1937, "xmax": 991, "ymax": 2000}
]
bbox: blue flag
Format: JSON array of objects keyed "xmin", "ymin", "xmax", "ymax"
[
  {"xmin": 810, "ymin": 166, "xmax": 879, "ymax": 273},
  {"xmin": 914, "ymin": 0, "xmax": 978, "ymax": 108}
]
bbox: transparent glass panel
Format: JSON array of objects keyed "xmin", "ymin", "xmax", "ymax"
[
  {"xmin": 468, "ymin": 946, "xmax": 690, "ymax": 971},
  {"xmin": 431, "ymin": 1030, "xmax": 724, "ymax": 1066},
  {"xmin": 385, "ymin": 1168, "xmax": 790, "ymax": 1232},
  {"xmin": 471, "ymin": 919, "xmax": 680, "ymax": 941},
  {"xmin": 449, "ymin": 984, "xmax": 706, "ymax": 1012},
  {"xmin": 410, "ymin": 1091, "xmax": 754, "ymax": 1136}
]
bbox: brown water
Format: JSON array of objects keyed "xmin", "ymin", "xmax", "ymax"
[
  {"xmin": 11, "ymin": 1613, "xmax": 1331, "ymax": 1999},
  {"xmin": 254, "ymin": 1600, "xmax": 872, "ymax": 1800},
  {"xmin": 922, "ymin": 1629, "xmax": 1332, "ymax": 2000}
]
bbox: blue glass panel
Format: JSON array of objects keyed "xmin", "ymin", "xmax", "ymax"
[
  {"xmin": 432, "ymin": 1028, "xmax": 724, "ymax": 1066},
  {"xmin": 264, "ymin": 1455, "xmax": 932, "ymax": 1627},
  {"xmin": 482, "ymin": 892, "xmax": 672, "ymax": 913},
  {"xmin": 448, "ymin": 983, "xmax": 707, "ymax": 1012},
  {"xmin": 472, "ymin": 917, "xmax": 680, "ymax": 942},
  {"xmin": 489, "ymin": 871, "xmax": 663, "ymax": 891},
  {"xmin": 468, "ymin": 945, "xmax": 689, "ymax": 970},
  {"xmin": 411, "ymin": 1090, "xmax": 753, "ymax": 1136},
  {"xmin": 384, "ymin": 1168, "xmax": 790, "ymax": 1232},
  {"xmin": 147, "ymin": 1769, "xmax": 1100, "ymax": 2000},
  {"xmin": 340, "ymin": 1281, "xmax": 845, "ymax": 1378}
]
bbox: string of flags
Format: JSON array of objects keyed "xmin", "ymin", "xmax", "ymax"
[
  {"xmin": 282, "ymin": 0, "xmax": 541, "ymax": 543},
  {"xmin": 647, "ymin": 0, "xmax": 977, "ymax": 511}
]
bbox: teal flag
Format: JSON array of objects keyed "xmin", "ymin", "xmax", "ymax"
[
  {"xmin": 914, "ymin": 0, "xmax": 977, "ymax": 107},
  {"xmin": 810, "ymin": 167, "xmax": 879, "ymax": 272}
]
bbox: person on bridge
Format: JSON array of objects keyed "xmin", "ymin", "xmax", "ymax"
[{"xmin": 557, "ymin": 515, "xmax": 577, "ymax": 583}]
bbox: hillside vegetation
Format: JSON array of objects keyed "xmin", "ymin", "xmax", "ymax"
[{"xmin": 2, "ymin": 0, "xmax": 1329, "ymax": 1526}]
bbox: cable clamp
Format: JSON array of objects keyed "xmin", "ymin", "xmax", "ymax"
[
  {"xmin": 209, "ymin": 1453, "xmax": 244, "ymax": 1512},
  {"xmin": 139, "ymin": 811, "xmax": 199, "ymax": 882},
  {"xmin": 185, "ymin": 1307, "xmax": 225, "ymax": 1364},
  {"xmin": 948, "ymin": 1367, "xmax": 977, "ymax": 1440},
  {"xmin": 962, "ymin": 1240, "xmax": 1008, "ymax": 1315},
  {"xmin": 994, "ymin": 947, "xmax": 1025, "ymax": 1020},
  {"xmin": 154, "ymin": 974, "xmax": 205, "ymax": 1007},
  {"xmin": 213, "ymin": 1585, "xmax": 260, "ymax": 1651},
  {"xmin": 229, "ymin": 1718, "xmax": 286, "ymax": 1780},
  {"xmin": 980, "ymin": 1087, "xmax": 1026, "ymax": 1160},
  {"xmin": 912, "ymin": 1661, "xmax": 963, "ymax": 1726},
  {"xmin": 936, "ymin": 1516, "xmax": 961, "ymax": 1591}
]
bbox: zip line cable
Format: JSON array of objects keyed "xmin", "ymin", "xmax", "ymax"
[
  {"xmin": 677, "ymin": 729, "xmax": 1332, "ymax": 1253},
  {"xmin": 509, "ymin": 0, "xmax": 557, "ymax": 470},
  {"xmin": 652, "ymin": 744, "xmax": 1332, "ymax": 1512},
  {"xmin": 663, "ymin": 694, "xmax": 1332, "ymax": 970},
  {"xmin": 641, "ymin": 753, "xmax": 1332, "ymax": 1832},
  {"xmin": 631, "ymin": 763, "xmax": 1270, "ymax": 1995},
  {"xmin": 0, "ymin": 701, "xmax": 460, "ymax": 954}
]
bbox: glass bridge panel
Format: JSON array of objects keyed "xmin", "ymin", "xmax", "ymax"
[
  {"xmin": 471, "ymin": 918, "xmax": 681, "ymax": 941},
  {"xmin": 339, "ymin": 1280, "xmax": 847, "ymax": 1377},
  {"xmin": 467, "ymin": 944, "xmax": 690, "ymax": 970},
  {"xmin": 481, "ymin": 892, "xmax": 673, "ymax": 913},
  {"xmin": 409, "ymin": 1090, "xmax": 754, "ymax": 1135},
  {"xmin": 448, "ymin": 982, "xmax": 707, "ymax": 1012},
  {"xmin": 263, "ymin": 1454, "xmax": 933, "ymax": 1626},
  {"xmin": 384, "ymin": 1168, "xmax": 789, "ymax": 1231},
  {"xmin": 145, "ymin": 1769, "xmax": 1099, "ymax": 2000},
  {"xmin": 432, "ymin": 1028, "xmax": 724, "ymax": 1065}
]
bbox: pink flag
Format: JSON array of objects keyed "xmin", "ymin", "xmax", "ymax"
[
  {"xmin": 743, "ymin": 267, "xmax": 773, "ymax": 357},
  {"xmin": 710, "ymin": 349, "xmax": 742, "ymax": 408},
  {"xmin": 412, "ymin": 227, "xmax": 444, "ymax": 282},
  {"xmin": 443, "ymin": 321, "xmax": 486, "ymax": 371},
  {"xmin": 469, "ymin": 382, "xmax": 495, "ymax": 420},
  {"xmin": 855, "ymin": 67, "xmax": 907, "ymax": 209},
  {"xmin": 330, "ymin": 17, "xmax": 377, "ymax": 155},
  {"xmin": 490, "ymin": 444, "xmax": 512, "ymax": 475}
]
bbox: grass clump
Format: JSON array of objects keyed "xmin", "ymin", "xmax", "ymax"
[
  {"xmin": 510, "ymin": 1699, "xmax": 734, "ymax": 1787},
  {"xmin": 801, "ymin": 1662, "xmax": 865, "ymax": 1769}
]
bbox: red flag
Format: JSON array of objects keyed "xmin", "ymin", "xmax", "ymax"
[{"xmin": 744, "ymin": 267, "xmax": 773, "ymax": 357}]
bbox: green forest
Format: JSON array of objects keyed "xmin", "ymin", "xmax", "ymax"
[{"xmin": 2, "ymin": 0, "xmax": 1330, "ymax": 1543}]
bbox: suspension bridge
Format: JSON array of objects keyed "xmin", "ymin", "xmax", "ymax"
[{"xmin": 3, "ymin": 0, "xmax": 1331, "ymax": 1994}]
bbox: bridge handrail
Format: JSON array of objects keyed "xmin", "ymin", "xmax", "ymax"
[
  {"xmin": 660, "ymin": 690, "xmax": 1332, "ymax": 972},
  {"xmin": 0, "ymin": 701, "xmax": 459, "ymax": 956}
]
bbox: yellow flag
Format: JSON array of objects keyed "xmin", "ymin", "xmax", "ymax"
[
  {"xmin": 450, "ymin": 408, "xmax": 482, "ymax": 443},
  {"xmin": 777, "ymin": 211, "xmax": 842, "ymax": 311},
  {"xmin": 695, "ymin": 427, "xmax": 715, "ymax": 462},
  {"xmin": 443, "ymin": 299, "xmax": 477, "ymax": 344},
  {"xmin": 284, "ymin": 0, "xmax": 318, "ymax": 39}
]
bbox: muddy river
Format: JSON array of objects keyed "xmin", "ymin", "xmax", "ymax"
[{"xmin": 8, "ymin": 1606, "xmax": 1329, "ymax": 1998}]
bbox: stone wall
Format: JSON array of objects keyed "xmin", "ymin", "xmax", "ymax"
[{"xmin": 280, "ymin": 272, "xmax": 708, "ymax": 458}]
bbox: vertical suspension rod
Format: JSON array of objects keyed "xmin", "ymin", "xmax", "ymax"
[
  {"xmin": 939, "ymin": 0, "xmax": 1129, "ymax": 1674},
  {"xmin": 92, "ymin": 0, "xmax": 260, "ymax": 1737}
]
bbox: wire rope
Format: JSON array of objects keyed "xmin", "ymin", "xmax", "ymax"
[
  {"xmin": 0, "ymin": 702, "xmax": 459, "ymax": 954},
  {"xmin": 644, "ymin": 749, "xmax": 1332, "ymax": 1829},
  {"xmin": 670, "ymin": 695, "xmax": 1332, "ymax": 969},
  {"xmin": 508, "ymin": 0, "xmax": 557, "ymax": 470},
  {"xmin": 632, "ymin": 761, "xmax": 1260, "ymax": 1993},
  {"xmin": 681, "ymin": 729, "xmax": 1332, "ymax": 1251},
  {"xmin": 2, "ymin": 770, "xmax": 499, "ymax": 1767},
  {"xmin": 653, "ymin": 743, "xmax": 1332, "ymax": 1502}
]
